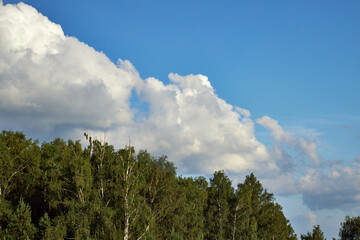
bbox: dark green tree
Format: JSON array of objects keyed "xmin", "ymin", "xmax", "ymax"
[
  {"xmin": 84, "ymin": 135, "xmax": 119, "ymax": 239},
  {"xmin": 0, "ymin": 131, "xmax": 42, "ymax": 222},
  {"xmin": 205, "ymin": 170, "xmax": 234, "ymax": 240},
  {"xmin": 301, "ymin": 225, "xmax": 326, "ymax": 240},
  {"xmin": 5, "ymin": 199, "xmax": 37, "ymax": 239},
  {"xmin": 166, "ymin": 228, "xmax": 184, "ymax": 240},
  {"xmin": 339, "ymin": 216, "xmax": 360, "ymax": 240},
  {"xmin": 174, "ymin": 176, "xmax": 207, "ymax": 239},
  {"xmin": 138, "ymin": 150, "xmax": 180, "ymax": 239},
  {"xmin": 38, "ymin": 212, "xmax": 66, "ymax": 239},
  {"xmin": 40, "ymin": 138, "xmax": 94, "ymax": 239},
  {"xmin": 232, "ymin": 173, "xmax": 297, "ymax": 240}
]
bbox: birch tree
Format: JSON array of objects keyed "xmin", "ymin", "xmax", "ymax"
[{"xmin": 205, "ymin": 170, "xmax": 234, "ymax": 240}]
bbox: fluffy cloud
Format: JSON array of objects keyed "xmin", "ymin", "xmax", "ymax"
[
  {"xmin": 256, "ymin": 116, "xmax": 319, "ymax": 164},
  {"xmin": 0, "ymin": 2, "xmax": 271, "ymax": 175},
  {"xmin": 123, "ymin": 73, "xmax": 272, "ymax": 173},
  {"xmin": 0, "ymin": 2, "xmax": 140, "ymax": 136},
  {"xmin": 95, "ymin": 73, "xmax": 273, "ymax": 174},
  {"xmin": 297, "ymin": 161, "xmax": 360, "ymax": 211},
  {"xmin": 255, "ymin": 116, "xmax": 360, "ymax": 211}
]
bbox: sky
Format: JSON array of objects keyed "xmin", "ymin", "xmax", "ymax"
[{"xmin": 1, "ymin": 0, "xmax": 360, "ymax": 238}]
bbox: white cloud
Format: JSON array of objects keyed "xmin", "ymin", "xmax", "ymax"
[
  {"xmin": 0, "ymin": 2, "xmax": 140, "ymax": 135},
  {"xmin": 355, "ymin": 156, "xmax": 360, "ymax": 167},
  {"xmin": 104, "ymin": 73, "xmax": 272, "ymax": 174},
  {"xmin": 255, "ymin": 116, "xmax": 360, "ymax": 211},
  {"xmin": 297, "ymin": 162, "xmax": 360, "ymax": 210},
  {"xmin": 0, "ymin": 2, "xmax": 272, "ymax": 175},
  {"xmin": 261, "ymin": 172, "xmax": 297, "ymax": 195},
  {"xmin": 306, "ymin": 211, "xmax": 317, "ymax": 227},
  {"xmin": 256, "ymin": 116, "xmax": 319, "ymax": 164}
]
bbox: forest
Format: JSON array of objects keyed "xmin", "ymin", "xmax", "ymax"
[{"xmin": 0, "ymin": 130, "xmax": 358, "ymax": 240}]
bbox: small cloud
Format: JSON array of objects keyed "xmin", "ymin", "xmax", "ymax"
[
  {"xmin": 234, "ymin": 107, "xmax": 251, "ymax": 118},
  {"xmin": 306, "ymin": 211, "xmax": 317, "ymax": 227},
  {"xmin": 256, "ymin": 116, "xmax": 319, "ymax": 165},
  {"xmin": 354, "ymin": 156, "xmax": 360, "ymax": 167},
  {"xmin": 298, "ymin": 163, "xmax": 360, "ymax": 211}
]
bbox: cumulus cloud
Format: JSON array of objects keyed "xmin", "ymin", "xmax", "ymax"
[
  {"xmin": 101, "ymin": 73, "xmax": 272, "ymax": 174},
  {"xmin": 263, "ymin": 154, "xmax": 360, "ymax": 211},
  {"xmin": 297, "ymin": 159, "xmax": 360, "ymax": 210},
  {"xmin": 256, "ymin": 116, "xmax": 319, "ymax": 164},
  {"xmin": 0, "ymin": 2, "xmax": 140, "ymax": 136},
  {"xmin": 255, "ymin": 116, "xmax": 360, "ymax": 211},
  {"xmin": 0, "ymin": 2, "xmax": 272, "ymax": 175},
  {"xmin": 261, "ymin": 172, "xmax": 297, "ymax": 195}
]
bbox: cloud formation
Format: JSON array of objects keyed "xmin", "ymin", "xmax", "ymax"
[
  {"xmin": 0, "ymin": 2, "xmax": 271, "ymax": 175},
  {"xmin": 0, "ymin": 2, "xmax": 140, "ymax": 136},
  {"xmin": 256, "ymin": 116, "xmax": 319, "ymax": 164},
  {"xmin": 120, "ymin": 73, "xmax": 271, "ymax": 173},
  {"xmin": 306, "ymin": 211, "xmax": 317, "ymax": 228},
  {"xmin": 297, "ymin": 161, "xmax": 360, "ymax": 211},
  {"xmin": 254, "ymin": 117, "xmax": 360, "ymax": 211},
  {"xmin": 2, "ymin": 1, "xmax": 360, "ymax": 214}
]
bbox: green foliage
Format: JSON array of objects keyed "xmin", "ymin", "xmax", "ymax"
[
  {"xmin": 232, "ymin": 173, "xmax": 297, "ymax": 240},
  {"xmin": 38, "ymin": 212, "xmax": 66, "ymax": 239},
  {"xmin": 0, "ymin": 131, "xmax": 300, "ymax": 240},
  {"xmin": 339, "ymin": 216, "xmax": 360, "ymax": 240},
  {"xmin": 175, "ymin": 176, "xmax": 207, "ymax": 239},
  {"xmin": 5, "ymin": 199, "xmax": 37, "ymax": 239},
  {"xmin": 205, "ymin": 170, "xmax": 234, "ymax": 240},
  {"xmin": 301, "ymin": 225, "xmax": 326, "ymax": 240},
  {"xmin": 166, "ymin": 228, "xmax": 184, "ymax": 240}
]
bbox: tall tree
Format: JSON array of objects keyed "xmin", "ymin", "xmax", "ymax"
[
  {"xmin": 138, "ymin": 150, "xmax": 180, "ymax": 239},
  {"xmin": 40, "ymin": 138, "xmax": 94, "ymax": 239},
  {"xmin": 37, "ymin": 212, "xmax": 66, "ymax": 239},
  {"xmin": 339, "ymin": 216, "xmax": 360, "ymax": 240},
  {"xmin": 104, "ymin": 146, "xmax": 151, "ymax": 240},
  {"xmin": 120, "ymin": 145, "xmax": 141, "ymax": 240},
  {"xmin": 175, "ymin": 176, "xmax": 208, "ymax": 239},
  {"xmin": 205, "ymin": 170, "xmax": 234, "ymax": 240},
  {"xmin": 5, "ymin": 199, "xmax": 37, "ymax": 239},
  {"xmin": 85, "ymin": 136, "xmax": 118, "ymax": 239},
  {"xmin": 301, "ymin": 225, "xmax": 326, "ymax": 240},
  {"xmin": 0, "ymin": 131, "xmax": 42, "ymax": 221},
  {"xmin": 233, "ymin": 173, "xmax": 297, "ymax": 240}
]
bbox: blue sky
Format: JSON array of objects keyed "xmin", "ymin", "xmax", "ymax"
[
  {"xmin": 22, "ymin": 0, "xmax": 360, "ymax": 114},
  {"xmin": 6, "ymin": 0, "xmax": 360, "ymax": 117},
  {"xmin": 1, "ymin": 0, "xmax": 360, "ymax": 238}
]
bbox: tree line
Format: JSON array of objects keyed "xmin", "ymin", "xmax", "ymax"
[{"xmin": 0, "ymin": 130, "xmax": 358, "ymax": 239}]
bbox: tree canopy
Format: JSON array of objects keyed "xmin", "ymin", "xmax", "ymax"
[
  {"xmin": 300, "ymin": 225, "xmax": 326, "ymax": 240},
  {"xmin": 0, "ymin": 130, "xmax": 300, "ymax": 239},
  {"xmin": 339, "ymin": 216, "xmax": 360, "ymax": 240}
]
